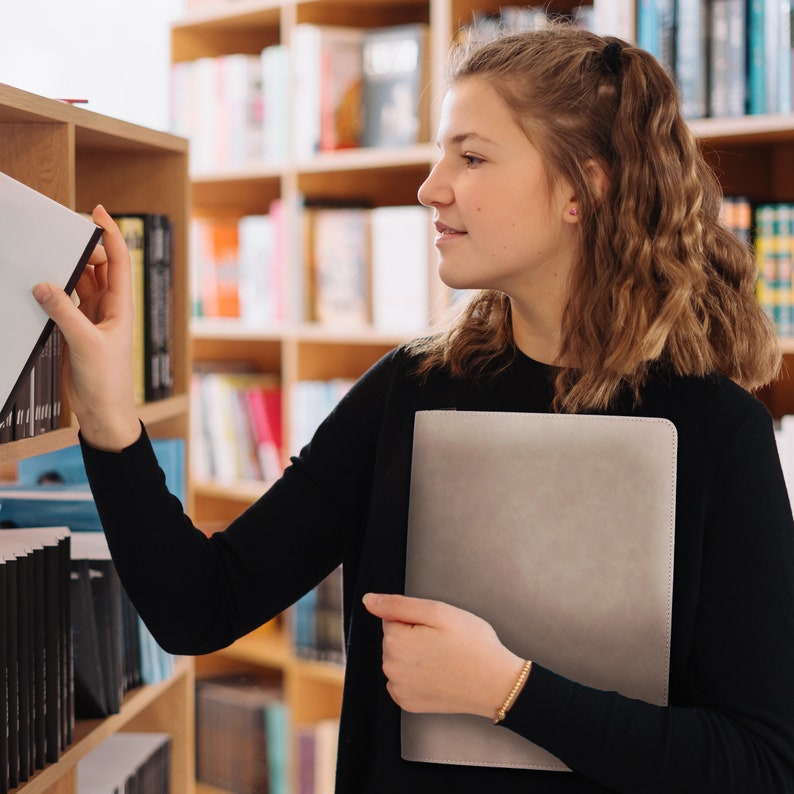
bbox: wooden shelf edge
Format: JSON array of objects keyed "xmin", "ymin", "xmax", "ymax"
[
  {"xmin": 191, "ymin": 317, "xmax": 419, "ymax": 346},
  {"xmin": 0, "ymin": 83, "xmax": 187, "ymax": 154},
  {"xmin": 138, "ymin": 393, "xmax": 191, "ymax": 426},
  {"xmin": 189, "ymin": 143, "xmax": 436, "ymax": 182},
  {"xmin": 0, "ymin": 427, "xmax": 79, "ymax": 466},
  {"xmin": 206, "ymin": 628, "xmax": 292, "ymax": 669},
  {"xmin": 690, "ymin": 113, "xmax": 794, "ymax": 144},
  {"xmin": 172, "ymin": 0, "xmax": 282, "ymax": 31},
  {"xmin": 291, "ymin": 656, "xmax": 346, "ymax": 686},
  {"xmin": 0, "ymin": 394, "xmax": 188, "ymax": 466},
  {"xmin": 10, "ymin": 657, "xmax": 194, "ymax": 794}
]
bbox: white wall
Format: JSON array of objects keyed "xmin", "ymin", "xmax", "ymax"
[{"xmin": 0, "ymin": 0, "xmax": 186, "ymax": 131}]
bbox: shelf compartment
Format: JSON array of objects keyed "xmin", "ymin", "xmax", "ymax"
[{"xmin": 171, "ymin": 1, "xmax": 282, "ymax": 62}]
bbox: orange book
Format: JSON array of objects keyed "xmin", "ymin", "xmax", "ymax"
[{"xmin": 193, "ymin": 218, "xmax": 240, "ymax": 318}]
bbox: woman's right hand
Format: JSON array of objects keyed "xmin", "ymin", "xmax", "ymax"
[{"xmin": 32, "ymin": 204, "xmax": 141, "ymax": 451}]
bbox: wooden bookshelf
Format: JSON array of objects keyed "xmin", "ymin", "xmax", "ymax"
[
  {"xmin": 0, "ymin": 82, "xmax": 194, "ymax": 793},
  {"xmin": 172, "ymin": 1, "xmax": 794, "ymax": 791}
]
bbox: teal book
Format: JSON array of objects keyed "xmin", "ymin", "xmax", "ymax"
[{"xmin": 748, "ymin": 0, "xmax": 766, "ymax": 114}]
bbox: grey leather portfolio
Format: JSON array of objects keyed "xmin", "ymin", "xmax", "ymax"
[{"xmin": 402, "ymin": 410, "xmax": 677, "ymax": 771}]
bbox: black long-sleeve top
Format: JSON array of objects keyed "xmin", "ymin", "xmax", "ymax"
[{"xmin": 81, "ymin": 346, "xmax": 794, "ymax": 792}]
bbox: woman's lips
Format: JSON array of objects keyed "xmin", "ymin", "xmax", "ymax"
[{"xmin": 434, "ymin": 220, "xmax": 466, "ymax": 243}]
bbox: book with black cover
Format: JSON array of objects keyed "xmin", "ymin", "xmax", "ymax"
[
  {"xmin": 0, "ymin": 556, "xmax": 7, "ymax": 794},
  {"xmin": 1, "ymin": 549, "xmax": 20, "ymax": 789},
  {"xmin": 0, "ymin": 171, "xmax": 101, "ymax": 423},
  {"xmin": 113, "ymin": 214, "xmax": 174, "ymax": 402},
  {"xmin": 70, "ymin": 532, "xmax": 124, "ymax": 716},
  {"xmin": 361, "ymin": 23, "xmax": 430, "ymax": 148}
]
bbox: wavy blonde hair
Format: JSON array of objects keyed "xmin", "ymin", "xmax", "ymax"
[{"xmin": 408, "ymin": 24, "xmax": 781, "ymax": 412}]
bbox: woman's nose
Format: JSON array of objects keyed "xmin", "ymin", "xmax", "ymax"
[{"xmin": 417, "ymin": 161, "xmax": 450, "ymax": 207}]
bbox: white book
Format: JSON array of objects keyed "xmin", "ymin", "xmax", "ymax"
[
  {"xmin": 370, "ymin": 205, "xmax": 430, "ymax": 333},
  {"xmin": 238, "ymin": 213, "xmax": 275, "ymax": 327},
  {"xmin": 262, "ymin": 43, "xmax": 291, "ymax": 164},
  {"xmin": 403, "ymin": 410, "xmax": 677, "ymax": 770},
  {"xmin": 0, "ymin": 171, "xmax": 101, "ymax": 421},
  {"xmin": 591, "ymin": 0, "xmax": 636, "ymax": 41}
]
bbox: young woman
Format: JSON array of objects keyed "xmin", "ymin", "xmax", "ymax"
[{"xmin": 33, "ymin": 23, "xmax": 794, "ymax": 793}]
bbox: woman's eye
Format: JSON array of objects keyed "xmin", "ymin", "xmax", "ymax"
[{"xmin": 462, "ymin": 154, "xmax": 483, "ymax": 166}]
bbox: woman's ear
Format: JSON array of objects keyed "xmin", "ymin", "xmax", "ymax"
[{"xmin": 565, "ymin": 159, "xmax": 609, "ymax": 223}]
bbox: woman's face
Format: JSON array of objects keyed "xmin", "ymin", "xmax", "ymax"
[{"xmin": 417, "ymin": 76, "xmax": 579, "ymax": 304}]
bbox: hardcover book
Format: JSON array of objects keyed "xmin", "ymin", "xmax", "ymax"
[
  {"xmin": 0, "ymin": 171, "xmax": 101, "ymax": 426},
  {"xmin": 403, "ymin": 410, "xmax": 677, "ymax": 770},
  {"xmin": 114, "ymin": 213, "xmax": 173, "ymax": 402},
  {"xmin": 361, "ymin": 24, "xmax": 430, "ymax": 148}
]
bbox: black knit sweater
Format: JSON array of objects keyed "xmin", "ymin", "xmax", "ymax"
[{"xmin": 81, "ymin": 346, "xmax": 794, "ymax": 792}]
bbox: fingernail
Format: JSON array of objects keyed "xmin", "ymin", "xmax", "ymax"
[
  {"xmin": 363, "ymin": 593, "xmax": 379, "ymax": 608},
  {"xmin": 32, "ymin": 284, "xmax": 51, "ymax": 304}
]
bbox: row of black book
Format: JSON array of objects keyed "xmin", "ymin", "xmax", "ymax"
[
  {"xmin": 0, "ymin": 526, "xmax": 71, "ymax": 791},
  {"xmin": 0, "ymin": 525, "xmax": 175, "ymax": 794},
  {"xmin": 0, "ymin": 328, "xmax": 63, "ymax": 444},
  {"xmin": 0, "ymin": 211, "xmax": 174, "ymax": 445}
]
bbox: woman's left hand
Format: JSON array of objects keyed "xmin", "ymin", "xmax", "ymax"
[{"xmin": 363, "ymin": 593, "xmax": 526, "ymax": 718}]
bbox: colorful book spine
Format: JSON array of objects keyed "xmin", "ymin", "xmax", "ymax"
[{"xmin": 755, "ymin": 202, "xmax": 794, "ymax": 338}]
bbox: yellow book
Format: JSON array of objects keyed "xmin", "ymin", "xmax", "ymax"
[{"xmin": 116, "ymin": 216, "xmax": 146, "ymax": 406}]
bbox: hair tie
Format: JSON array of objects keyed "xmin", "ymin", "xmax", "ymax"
[{"xmin": 600, "ymin": 41, "xmax": 624, "ymax": 76}]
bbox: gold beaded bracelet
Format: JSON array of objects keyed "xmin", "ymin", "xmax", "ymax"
[{"xmin": 493, "ymin": 659, "xmax": 532, "ymax": 725}]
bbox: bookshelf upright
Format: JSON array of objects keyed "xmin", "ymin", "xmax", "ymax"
[
  {"xmin": 0, "ymin": 82, "xmax": 195, "ymax": 794},
  {"xmin": 171, "ymin": 1, "xmax": 794, "ymax": 792}
]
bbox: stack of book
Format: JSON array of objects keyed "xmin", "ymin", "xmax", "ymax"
[
  {"xmin": 289, "ymin": 379, "xmax": 355, "ymax": 456},
  {"xmin": 0, "ymin": 327, "xmax": 63, "ymax": 444},
  {"xmin": 116, "ymin": 213, "xmax": 175, "ymax": 405},
  {"xmin": 190, "ymin": 213, "xmax": 279, "ymax": 326},
  {"xmin": 195, "ymin": 674, "xmax": 288, "ymax": 794},
  {"xmin": 755, "ymin": 202, "xmax": 794, "ymax": 338},
  {"xmin": 289, "ymin": 21, "xmax": 431, "ymax": 159},
  {"xmin": 636, "ymin": 0, "xmax": 793, "ymax": 119},
  {"xmin": 0, "ymin": 526, "xmax": 73, "ymax": 792},
  {"xmin": 295, "ymin": 718, "xmax": 340, "ymax": 794},
  {"xmin": 170, "ymin": 21, "xmax": 430, "ymax": 169},
  {"xmin": 170, "ymin": 50, "xmax": 278, "ymax": 171},
  {"xmin": 302, "ymin": 203, "xmax": 431, "ymax": 332},
  {"xmin": 291, "ymin": 565, "xmax": 345, "ymax": 666},
  {"xmin": 190, "ymin": 367, "xmax": 283, "ymax": 484},
  {"xmin": 190, "ymin": 202, "xmax": 431, "ymax": 333},
  {"xmin": 69, "ymin": 531, "xmax": 175, "ymax": 717}
]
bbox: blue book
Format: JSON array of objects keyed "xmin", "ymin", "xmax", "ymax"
[
  {"xmin": 265, "ymin": 700, "xmax": 289, "ymax": 794},
  {"xmin": 675, "ymin": 0, "xmax": 709, "ymax": 118},
  {"xmin": 15, "ymin": 438, "xmax": 185, "ymax": 503}
]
